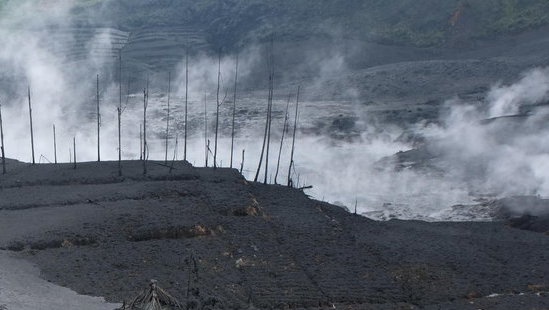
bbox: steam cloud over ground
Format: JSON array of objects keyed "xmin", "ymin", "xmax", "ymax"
[{"xmin": 1, "ymin": 1, "xmax": 549, "ymax": 222}]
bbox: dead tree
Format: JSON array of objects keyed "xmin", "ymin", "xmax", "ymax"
[
  {"xmin": 184, "ymin": 48, "xmax": 189, "ymax": 162},
  {"xmin": 119, "ymin": 49, "xmax": 122, "ymax": 112},
  {"xmin": 165, "ymin": 71, "xmax": 171, "ymax": 164},
  {"xmin": 206, "ymin": 139, "xmax": 211, "ymax": 167},
  {"xmin": 214, "ymin": 50, "xmax": 221, "ymax": 169},
  {"xmin": 118, "ymin": 280, "xmax": 182, "ymax": 310},
  {"xmin": 274, "ymin": 92, "xmax": 291, "ymax": 184},
  {"xmin": 117, "ymin": 107, "xmax": 122, "ymax": 176},
  {"xmin": 0, "ymin": 104, "xmax": 5, "ymax": 174},
  {"xmin": 288, "ymin": 86, "xmax": 300, "ymax": 187},
  {"xmin": 117, "ymin": 49, "xmax": 123, "ymax": 176},
  {"xmin": 264, "ymin": 45, "xmax": 275, "ymax": 184},
  {"xmin": 73, "ymin": 136, "xmax": 76, "ymax": 169},
  {"xmin": 139, "ymin": 124, "xmax": 143, "ymax": 161},
  {"xmin": 240, "ymin": 149, "xmax": 245, "ymax": 174},
  {"xmin": 230, "ymin": 53, "xmax": 239, "ymax": 168},
  {"xmin": 204, "ymin": 91, "xmax": 208, "ymax": 167},
  {"xmin": 169, "ymin": 134, "xmax": 178, "ymax": 174},
  {"xmin": 53, "ymin": 124, "xmax": 57, "ymax": 164},
  {"xmin": 28, "ymin": 86, "xmax": 35, "ymax": 164},
  {"xmin": 254, "ymin": 41, "xmax": 274, "ymax": 182},
  {"xmin": 143, "ymin": 87, "xmax": 148, "ymax": 175},
  {"xmin": 96, "ymin": 74, "xmax": 101, "ymax": 162}
]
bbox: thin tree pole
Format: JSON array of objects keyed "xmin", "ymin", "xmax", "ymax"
[
  {"xmin": 143, "ymin": 87, "xmax": 148, "ymax": 175},
  {"xmin": 254, "ymin": 93, "xmax": 270, "ymax": 181},
  {"xmin": 165, "ymin": 71, "xmax": 171, "ymax": 164},
  {"xmin": 184, "ymin": 48, "xmax": 189, "ymax": 162},
  {"xmin": 0, "ymin": 104, "xmax": 5, "ymax": 174},
  {"xmin": 119, "ymin": 49, "xmax": 122, "ymax": 112},
  {"xmin": 262, "ymin": 82, "xmax": 273, "ymax": 184},
  {"xmin": 53, "ymin": 124, "xmax": 57, "ymax": 164},
  {"xmin": 28, "ymin": 86, "xmax": 35, "ymax": 164},
  {"xmin": 214, "ymin": 50, "xmax": 221, "ymax": 169},
  {"xmin": 139, "ymin": 124, "xmax": 143, "ymax": 161},
  {"xmin": 96, "ymin": 74, "xmax": 101, "ymax": 162},
  {"xmin": 288, "ymin": 86, "xmax": 300, "ymax": 187},
  {"xmin": 204, "ymin": 91, "xmax": 208, "ymax": 167},
  {"xmin": 264, "ymin": 43, "xmax": 274, "ymax": 184},
  {"xmin": 73, "ymin": 136, "xmax": 76, "ymax": 169},
  {"xmin": 274, "ymin": 92, "xmax": 291, "ymax": 184},
  {"xmin": 230, "ymin": 53, "xmax": 239, "ymax": 169},
  {"xmin": 117, "ymin": 107, "xmax": 121, "ymax": 176},
  {"xmin": 169, "ymin": 134, "xmax": 178, "ymax": 174},
  {"xmin": 207, "ymin": 139, "xmax": 211, "ymax": 167},
  {"xmin": 117, "ymin": 48, "xmax": 122, "ymax": 176},
  {"xmin": 254, "ymin": 43, "xmax": 274, "ymax": 182},
  {"xmin": 240, "ymin": 149, "xmax": 245, "ymax": 174}
]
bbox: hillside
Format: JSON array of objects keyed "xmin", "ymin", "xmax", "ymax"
[
  {"xmin": 2, "ymin": 0, "xmax": 548, "ymax": 101},
  {"xmin": 0, "ymin": 160, "xmax": 548, "ymax": 309},
  {"xmin": 3, "ymin": 0, "xmax": 547, "ymax": 49},
  {"xmin": 65, "ymin": 0, "xmax": 549, "ymax": 48}
]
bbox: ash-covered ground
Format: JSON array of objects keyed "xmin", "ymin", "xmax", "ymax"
[
  {"xmin": 1, "ymin": 2, "xmax": 549, "ymax": 309},
  {"xmin": 0, "ymin": 160, "xmax": 548, "ymax": 309}
]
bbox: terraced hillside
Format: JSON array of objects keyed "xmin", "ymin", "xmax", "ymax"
[
  {"xmin": 32, "ymin": 24, "xmax": 207, "ymax": 73},
  {"xmin": 123, "ymin": 25, "xmax": 209, "ymax": 73},
  {"xmin": 66, "ymin": 0, "xmax": 549, "ymax": 48},
  {"xmin": 43, "ymin": 27, "xmax": 129, "ymax": 61}
]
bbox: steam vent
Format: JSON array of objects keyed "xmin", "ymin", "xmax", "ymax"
[{"xmin": 1, "ymin": 1, "xmax": 549, "ymax": 309}]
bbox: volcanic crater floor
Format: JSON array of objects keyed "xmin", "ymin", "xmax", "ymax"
[{"xmin": 0, "ymin": 160, "xmax": 548, "ymax": 309}]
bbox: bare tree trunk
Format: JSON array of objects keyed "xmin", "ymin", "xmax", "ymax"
[
  {"xmin": 53, "ymin": 124, "xmax": 57, "ymax": 164},
  {"xmin": 254, "ymin": 42, "xmax": 274, "ymax": 182},
  {"xmin": 288, "ymin": 86, "xmax": 300, "ymax": 187},
  {"xmin": 0, "ymin": 104, "xmax": 5, "ymax": 174},
  {"xmin": 263, "ymin": 86, "xmax": 273, "ymax": 184},
  {"xmin": 28, "ymin": 86, "xmax": 35, "ymax": 164},
  {"xmin": 96, "ymin": 74, "xmax": 101, "ymax": 162},
  {"xmin": 73, "ymin": 137, "xmax": 76, "ymax": 169},
  {"xmin": 263, "ymin": 44, "xmax": 274, "ymax": 184},
  {"xmin": 240, "ymin": 149, "xmax": 245, "ymax": 174},
  {"xmin": 139, "ymin": 124, "xmax": 143, "ymax": 161},
  {"xmin": 170, "ymin": 134, "xmax": 178, "ymax": 174},
  {"xmin": 143, "ymin": 87, "xmax": 148, "ymax": 175},
  {"xmin": 206, "ymin": 139, "xmax": 210, "ymax": 167},
  {"xmin": 119, "ymin": 49, "xmax": 122, "ymax": 112},
  {"xmin": 274, "ymin": 93, "xmax": 291, "ymax": 184},
  {"xmin": 214, "ymin": 50, "xmax": 221, "ymax": 169},
  {"xmin": 117, "ymin": 107, "xmax": 122, "ymax": 176},
  {"xmin": 165, "ymin": 71, "xmax": 171, "ymax": 164},
  {"xmin": 184, "ymin": 48, "xmax": 189, "ymax": 162},
  {"xmin": 230, "ymin": 53, "xmax": 239, "ymax": 169},
  {"xmin": 204, "ymin": 91, "xmax": 208, "ymax": 167},
  {"xmin": 118, "ymin": 48, "xmax": 122, "ymax": 176}
]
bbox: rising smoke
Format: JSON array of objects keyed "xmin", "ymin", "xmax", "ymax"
[{"xmin": 1, "ymin": 1, "xmax": 548, "ymax": 221}]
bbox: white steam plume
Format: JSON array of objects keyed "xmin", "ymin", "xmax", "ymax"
[{"xmin": 2, "ymin": 2, "xmax": 549, "ymax": 222}]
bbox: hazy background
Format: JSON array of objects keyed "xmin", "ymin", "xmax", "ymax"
[{"xmin": 0, "ymin": 0, "xmax": 549, "ymax": 220}]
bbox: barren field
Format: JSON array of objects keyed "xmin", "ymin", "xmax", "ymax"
[{"xmin": 0, "ymin": 160, "xmax": 548, "ymax": 309}]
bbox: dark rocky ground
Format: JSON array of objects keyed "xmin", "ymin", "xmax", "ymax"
[{"xmin": 0, "ymin": 160, "xmax": 548, "ymax": 309}]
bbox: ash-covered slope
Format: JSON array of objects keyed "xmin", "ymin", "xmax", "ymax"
[{"xmin": 0, "ymin": 160, "xmax": 548, "ymax": 309}]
